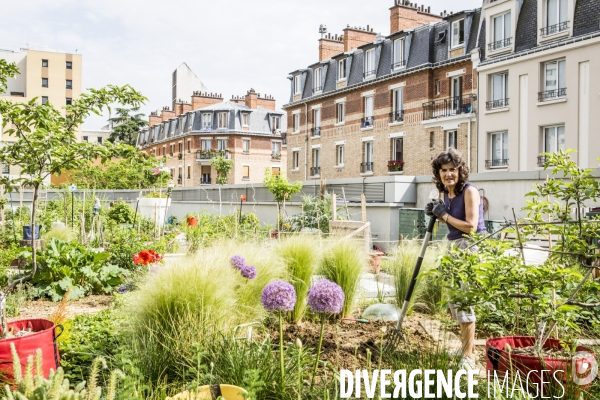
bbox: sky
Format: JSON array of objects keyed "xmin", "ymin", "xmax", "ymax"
[{"xmin": 0, "ymin": 0, "xmax": 481, "ymax": 129}]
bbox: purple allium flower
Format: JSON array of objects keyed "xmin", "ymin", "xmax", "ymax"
[
  {"xmin": 117, "ymin": 284, "xmax": 127, "ymax": 294},
  {"xmin": 240, "ymin": 265, "xmax": 257, "ymax": 280},
  {"xmin": 307, "ymin": 279, "xmax": 345, "ymax": 315},
  {"xmin": 261, "ymin": 281, "xmax": 297, "ymax": 312},
  {"xmin": 230, "ymin": 254, "xmax": 246, "ymax": 270}
]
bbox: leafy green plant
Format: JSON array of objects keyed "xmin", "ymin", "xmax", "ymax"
[
  {"xmin": 107, "ymin": 200, "xmax": 135, "ymax": 224},
  {"xmin": 263, "ymin": 168, "xmax": 302, "ymax": 230},
  {"xmin": 318, "ymin": 239, "xmax": 366, "ymax": 318},
  {"xmin": 143, "ymin": 191, "xmax": 167, "ymax": 198},
  {"xmin": 283, "ymin": 194, "xmax": 345, "ymax": 234},
  {"xmin": 41, "ymin": 225, "xmax": 75, "ymax": 243}
]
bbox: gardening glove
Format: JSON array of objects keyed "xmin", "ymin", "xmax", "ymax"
[
  {"xmin": 431, "ymin": 200, "xmax": 448, "ymax": 219},
  {"xmin": 424, "ymin": 202, "xmax": 434, "ymax": 216}
]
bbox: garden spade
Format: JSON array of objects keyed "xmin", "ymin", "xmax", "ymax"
[{"xmin": 384, "ymin": 190, "xmax": 441, "ymax": 352}]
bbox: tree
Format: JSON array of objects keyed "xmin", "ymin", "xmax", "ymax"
[
  {"xmin": 107, "ymin": 106, "xmax": 147, "ymax": 146},
  {"xmin": 0, "ymin": 59, "xmax": 146, "ymax": 291},
  {"xmin": 263, "ymin": 168, "xmax": 302, "ymax": 230},
  {"xmin": 210, "ymin": 155, "xmax": 234, "ymax": 215}
]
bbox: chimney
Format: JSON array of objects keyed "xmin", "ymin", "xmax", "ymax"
[
  {"xmin": 245, "ymin": 88, "xmax": 258, "ymax": 109},
  {"xmin": 256, "ymin": 94, "xmax": 276, "ymax": 110},
  {"xmin": 160, "ymin": 106, "xmax": 175, "ymax": 121},
  {"xmin": 149, "ymin": 111, "xmax": 161, "ymax": 126},
  {"xmin": 319, "ymin": 33, "xmax": 344, "ymax": 61},
  {"xmin": 389, "ymin": 0, "xmax": 442, "ymax": 34},
  {"xmin": 343, "ymin": 25, "xmax": 377, "ymax": 52},
  {"xmin": 173, "ymin": 100, "xmax": 189, "ymax": 116},
  {"xmin": 230, "ymin": 95, "xmax": 246, "ymax": 105},
  {"xmin": 191, "ymin": 91, "xmax": 223, "ymax": 110}
]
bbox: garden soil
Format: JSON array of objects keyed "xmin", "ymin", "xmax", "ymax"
[{"xmin": 7, "ymin": 295, "xmax": 112, "ymax": 323}]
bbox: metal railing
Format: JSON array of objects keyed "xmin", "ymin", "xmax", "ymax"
[
  {"xmin": 361, "ymin": 116, "xmax": 374, "ymax": 128},
  {"xmin": 311, "ymin": 127, "xmax": 321, "ymax": 137},
  {"xmin": 271, "ymin": 153, "xmax": 281, "ymax": 160},
  {"xmin": 389, "ymin": 111, "xmax": 404, "ymax": 123},
  {"xmin": 538, "ymin": 88, "xmax": 566, "ymax": 102},
  {"xmin": 392, "ymin": 60, "xmax": 405, "ymax": 69},
  {"xmin": 540, "ymin": 21, "xmax": 569, "ymax": 36},
  {"xmin": 537, "ymin": 155, "xmax": 547, "ymax": 167},
  {"xmin": 310, "ymin": 166, "xmax": 321, "ymax": 176},
  {"xmin": 422, "ymin": 94, "xmax": 477, "ymax": 120},
  {"xmin": 363, "ymin": 70, "xmax": 376, "ymax": 78},
  {"xmin": 312, "ymin": 86, "xmax": 323, "ymax": 94},
  {"xmin": 487, "ymin": 37, "xmax": 512, "ymax": 51},
  {"xmin": 361, "ymin": 162, "xmax": 374, "ymax": 173},
  {"xmin": 485, "ymin": 159, "xmax": 509, "ymax": 168},
  {"xmin": 200, "ymin": 177, "xmax": 212, "ymax": 185},
  {"xmin": 486, "ymin": 98, "xmax": 509, "ymax": 109},
  {"xmin": 196, "ymin": 150, "xmax": 230, "ymax": 160}
]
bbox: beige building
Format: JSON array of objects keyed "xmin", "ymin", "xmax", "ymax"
[
  {"xmin": 476, "ymin": 0, "xmax": 600, "ymax": 172},
  {"xmin": 1, "ymin": 47, "xmax": 82, "ymax": 180}
]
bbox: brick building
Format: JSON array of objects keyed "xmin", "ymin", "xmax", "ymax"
[
  {"xmin": 138, "ymin": 88, "xmax": 286, "ymax": 186},
  {"xmin": 283, "ymin": 0, "xmax": 481, "ymax": 179}
]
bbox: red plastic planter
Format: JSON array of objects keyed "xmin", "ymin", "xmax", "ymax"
[
  {"xmin": 0, "ymin": 319, "xmax": 63, "ymax": 381},
  {"xmin": 486, "ymin": 336, "xmax": 595, "ymax": 391},
  {"xmin": 186, "ymin": 217, "xmax": 198, "ymax": 227}
]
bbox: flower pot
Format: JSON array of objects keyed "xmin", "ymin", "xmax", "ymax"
[
  {"xmin": 167, "ymin": 384, "xmax": 248, "ymax": 400},
  {"xmin": 486, "ymin": 336, "xmax": 596, "ymax": 392},
  {"xmin": 369, "ymin": 252, "xmax": 384, "ymax": 274},
  {"xmin": 0, "ymin": 319, "xmax": 63, "ymax": 381},
  {"xmin": 22, "ymin": 225, "xmax": 42, "ymax": 240},
  {"xmin": 186, "ymin": 217, "xmax": 198, "ymax": 227}
]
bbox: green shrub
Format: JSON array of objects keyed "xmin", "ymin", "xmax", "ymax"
[
  {"xmin": 106, "ymin": 227, "xmax": 148, "ymax": 271},
  {"xmin": 107, "ymin": 200, "xmax": 135, "ymax": 224},
  {"xmin": 0, "ymin": 243, "xmax": 22, "ymax": 287},
  {"xmin": 318, "ymin": 239, "xmax": 366, "ymax": 317},
  {"xmin": 275, "ymin": 235, "xmax": 320, "ymax": 323}
]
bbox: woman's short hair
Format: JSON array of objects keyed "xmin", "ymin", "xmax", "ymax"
[{"xmin": 431, "ymin": 148, "xmax": 470, "ymax": 194}]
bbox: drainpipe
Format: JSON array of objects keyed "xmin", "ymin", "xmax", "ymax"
[
  {"xmin": 304, "ymin": 102, "xmax": 308, "ymax": 181},
  {"xmin": 467, "ymin": 116, "xmax": 472, "ymax": 171}
]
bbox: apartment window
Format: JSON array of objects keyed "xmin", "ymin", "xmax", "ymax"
[
  {"xmin": 41, "ymin": 96, "xmax": 48, "ymax": 105},
  {"xmin": 336, "ymin": 144, "xmax": 344, "ymax": 166},
  {"xmin": 271, "ymin": 116, "xmax": 281, "ymax": 131},
  {"xmin": 540, "ymin": 60, "xmax": 566, "ymax": 100},
  {"xmin": 178, "ymin": 142, "xmax": 183, "ymax": 153},
  {"xmin": 446, "ymin": 130, "xmax": 457, "ymax": 149},
  {"xmin": 187, "ymin": 166, "xmax": 191, "ymax": 179},
  {"xmin": 82, "ymin": 136, "xmax": 88, "ymax": 142},
  {"xmin": 293, "ymin": 114, "xmax": 300, "ymax": 132},
  {"xmin": 490, "ymin": 131, "xmax": 508, "ymax": 167},
  {"xmin": 2, "ymin": 164, "xmax": 9, "ymax": 175},
  {"xmin": 201, "ymin": 139, "xmax": 211, "ymax": 151},
  {"xmin": 393, "ymin": 38, "xmax": 405, "ymax": 69},
  {"xmin": 312, "ymin": 148, "xmax": 320, "ymax": 169},
  {"xmin": 488, "ymin": 73, "xmax": 508, "ymax": 108},
  {"xmin": 362, "ymin": 141, "xmax": 374, "ymax": 173},
  {"xmin": 272, "ymin": 167, "xmax": 281, "ymax": 176},
  {"xmin": 218, "ymin": 138, "xmax": 227, "ymax": 152},
  {"xmin": 544, "ymin": 0, "xmax": 568, "ymax": 34},
  {"xmin": 313, "ymin": 67, "xmax": 322, "ymax": 93},
  {"xmin": 392, "ymin": 138, "xmax": 404, "ymax": 162},
  {"xmin": 178, "ymin": 167, "xmax": 183, "ymax": 182},
  {"xmin": 435, "ymin": 79, "xmax": 440, "ymax": 95},
  {"xmin": 543, "ymin": 125, "xmax": 565, "ymax": 153},
  {"xmin": 272, "ymin": 142, "xmax": 281, "ymax": 158},
  {"xmin": 451, "ymin": 19, "xmax": 465, "ymax": 48},
  {"xmin": 391, "ymin": 88, "xmax": 404, "ymax": 122},
  {"xmin": 42, "ymin": 59, "xmax": 48, "ymax": 67},
  {"xmin": 338, "ymin": 58, "xmax": 347, "ymax": 80},
  {"xmin": 170, "ymin": 144, "xmax": 174, "ymax": 154},
  {"xmin": 187, "ymin": 140, "xmax": 191, "ymax": 152},
  {"xmin": 66, "ymin": 98, "xmax": 72, "ymax": 105},
  {"xmin": 312, "ymin": 108, "xmax": 321, "ymax": 136},
  {"xmin": 294, "ymin": 75, "xmax": 301, "ymax": 94},
  {"xmin": 242, "ymin": 139, "xmax": 250, "ymax": 154},
  {"xmin": 170, "ymin": 168, "xmax": 175, "ymax": 178},
  {"xmin": 66, "ymin": 61, "xmax": 72, "ymax": 69},
  {"xmin": 217, "ymin": 112, "xmax": 228, "ymax": 129},
  {"xmin": 97, "ymin": 137, "xmax": 103, "ymax": 144},
  {"xmin": 364, "ymin": 49, "xmax": 375, "ymax": 77},
  {"xmin": 292, "ymin": 150, "xmax": 299, "ymax": 169},
  {"xmin": 336, "ymin": 102, "xmax": 345, "ymax": 123},
  {"xmin": 163, "ymin": 146, "xmax": 166, "ymax": 156},
  {"xmin": 430, "ymin": 132, "xmax": 435, "ymax": 148},
  {"xmin": 491, "ymin": 12, "xmax": 511, "ymax": 50},
  {"xmin": 243, "ymin": 165, "xmax": 250, "ymax": 180},
  {"xmin": 363, "ymin": 96, "xmax": 374, "ymax": 128},
  {"xmin": 242, "ymin": 113, "xmax": 249, "ymax": 126},
  {"xmin": 66, "ymin": 80, "xmax": 72, "ymax": 89},
  {"xmin": 42, "ymin": 78, "xmax": 48, "ymax": 88}
]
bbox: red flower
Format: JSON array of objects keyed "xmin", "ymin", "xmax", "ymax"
[
  {"xmin": 133, "ymin": 249, "xmax": 163, "ymax": 265},
  {"xmin": 138, "ymin": 250, "xmax": 153, "ymax": 265},
  {"xmin": 133, "ymin": 254, "xmax": 140, "ymax": 264}
]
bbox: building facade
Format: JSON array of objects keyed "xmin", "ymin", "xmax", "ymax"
[
  {"xmin": 138, "ymin": 89, "xmax": 287, "ymax": 186},
  {"xmin": 476, "ymin": 0, "xmax": 600, "ymax": 172},
  {"xmin": 283, "ymin": 1, "xmax": 482, "ymax": 180}
]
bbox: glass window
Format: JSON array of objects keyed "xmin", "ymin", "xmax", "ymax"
[
  {"xmin": 41, "ymin": 96, "xmax": 48, "ymax": 105},
  {"xmin": 97, "ymin": 137, "xmax": 103, "ymax": 144},
  {"xmin": 544, "ymin": 125, "xmax": 565, "ymax": 153},
  {"xmin": 338, "ymin": 58, "xmax": 347, "ymax": 80},
  {"xmin": 313, "ymin": 67, "xmax": 322, "ymax": 92},
  {"xmin": 202, "ymin": 139, "xmax": 211, "ymax": 151},
  {"xmin": 492, "ymin": 12, "xmax": 511, "ymax": 46},
  {"xmin": 218, "ymin": 112, "xmax": 228, "ymax": 129},
  {"xmin": 364, "ymin": 96, "xmax": 374, "ymax": 118},
  {"xmin": 446, "ymin": 130, "xmax": 457, "ymax": 149},
  {"xmin": 243, "ymin": 165, "xmax": 250, "ymax": 179},
  {"xmin": 66, "ymin": 98, "xmax": 72, "ymax": 105},
  {"xmin": 66, "ymin": 80, "xmax": 72, "ymax": 89},
  {"xmin": 393, "ymin": 89, "xmax": 404, "ymax": 113},
  {"xmin": 293, "ymin": 151, "xmax": 299, "ymax": 169},
  {"xmin": 42, "ymin": 59, "xmax": 48, "ymax": 67},
  {"xmin": 42, "ymin": 78, "xmax": 48, "ymax": 88},
  {"xmin": 178, "ymin": 142, "xmax": 183, "ymax": 153},
  {"xmin": 393, "ymin": 38, "xmax": 404, "ymax": 68},
  {"xmin": 294, "ymin": 114, "xmax": 300, "ymax": 132},
  {"xmin": 242, "ymin": 139, "xmax": 250, "ymax": 153},
  {"xmin": 544, "ymin": 60, "xmax": 566, "ymax": 92},
  {"xmin": 430, "ymin": 132, "xmax": 435, "ymax": 148},
  {"xmin": 546, "ymin": 0, "xmax": 568, "ymax": 27},
  {"xmin": 272, "ymin": 141, "xmax": 281, "ymax": 156},
  {"xmin": 187, "ymin": 166, "xmax": 191, "ymax": 179},
  {"xmin": 187, "ymin": 140, "xmax": 191, "ymax": 152},
  {"xmin": 66, "ymin": 61, "xmax": 72, "ymax": 69},
  {"xmin": 242, "ymin": 113, "xmax": 249, "ymax": 126},
  {"xmin": 1, "ymin": 164, "xmax": 8, "ymax": 175},
  {"xmin": 218, "ymin": 139, "xmax": 227, "ymax": 152},
  {"xmin": 451, "ymin": 19, "xmax": 465, "ymax": 48},
  {"xmin": 202, "ymin": 113, "xmax": 212, "ymax": 130},
  {"xmin": 272, "ymin": 167, "xmax": 280, "ymax": 176},
  {"xmin": 491, "ymin": 132, "xmax": 508, "ymax": 163},
  {"xmin": 364, "ymin": 49, "xmax": 375, "ymax": 77},
  {"xmin": 364, "ymin": 141, "xmax": 373, "ymax": 163},
  {"xmin": 336, "ymin": 102, "xmax": 345, "ymax": 123},
  {"xmin": 312, "ymin": 148, "xmax": 320, "ymax": 168},
  {"xmin": 271, "ymin": 116, "xmax": 281, "ymax": 130},
  {"xmin": 393, "ymin": 138, "xmax": 404, "ymax": 162},
  {"xmin": 82, "ymin": 136, "xmax": 88, "ymax": 142},
  {"xmin": 294, "ymin": 75, "xmax": 301, "ymax": 94},
  {"xmin": 336, "ymin": 145, "xmax": 344, "ymax": 166},
  {"xmin": 491, "ymin": 73, "xmax": 508, "ymax": 102}
]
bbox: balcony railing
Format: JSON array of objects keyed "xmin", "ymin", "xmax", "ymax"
[
  {"xmin": 312, "ymin": 86, "xmax": 323, "ymax": 94},
  {"xmin": 310, "ymin": 166, "xmax": 320, "ymax": 176},
  {"xmin": 311, "ymin": 127, "xmax": 321, "ymax": 137},
  {"xmin": 389, "ymin": 111, "xmax": 404, "ymax": 123},
  {"xmin": 361, "ymin": 116, "xmax": 374, "ymax": 128},
  {"xmin": 485, "ymin": 159, "xmax": 509, "ymax": 168},
  {"xmin": 422, "ymin": 94, "xmax": 477, "ymax": 120},
  {"xmin": 200, "ymin": 177, "xmax": 212, "ymax": 185},
  {"xmin": 538, "ymin": 88, "xmax": 566, "ymax": 102},
  {"xmin": 363, "ymin": 70, "xmax": 376, "ymax": 78},
  {"xmin": 361, "ymin": 162, "xmax": 374, "ymax": 173},
  {"xmin": 487, "ymin": 37, "xmax": 512, "ymax": 51},
  {"xmin": 486, "ymin": 98, "xmax": 509, "ymax": 109},
  {"xmin": 392, "ymin": 60, "xmax": 405, "ymax": 69},
  {"xmin": 271, "ymin": 153, "xmax": 281, "ymax": 161},
  {"xmin": 540, "ymin": 21, "xmax": 569, "ymax": 36},
  {"xmin": 196, "ymin": 150, "xmax": 230, "ymax": 160},
  {"xmin": 537, "ymin": 155, "xmax": 547, "ymax": 167}
]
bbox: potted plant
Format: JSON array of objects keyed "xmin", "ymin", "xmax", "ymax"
[
  {"xmin": 178, "ymin": 153, "xmax": 182, "ymax": 160},
  {"xmin": 387, "ymin": 160, "xmax": 404, "ymax": 172},
  {"xmin": 438, "ymin": 150, "xmax": 599, "ymax": 394},
  {"xmin": 185, "ymin": 212, "xmax": 198, "ymax": 227}
]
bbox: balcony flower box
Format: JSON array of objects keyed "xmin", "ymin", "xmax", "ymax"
[{"xmin": 387, "ymin": 160, "xmax": 404, "ymax": 172}]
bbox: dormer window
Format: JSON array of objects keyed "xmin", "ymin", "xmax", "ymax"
[
  {"xmin": 489, "ymin": 12, "xmax": 511, "ymax": 51},
  {"xmin": 313, "ymin": 67, "xmax": 322, "ymax": 94},
  {"xmin": 294, "ymin": 75, "xmax": 301, "ymax": 95},
  {"xmin": 202, "ymin": 113, "xmax": 212, "ymax": 130},
  {"xmin": 542, "ymin": 0, "xmax": 568, "ymax": 35},
  {"xmin": 217, "ymin": 112, "xmax": 228, "ymax": 129},
  {"xmin": 393, "ymin": 38, "xmax": 405, "ymax": 69},
  {"xmin": 364, "ymin": 49, "xmax": 375, "ymax": 78},
  {"xmin": 338, "ymin": 58, "xmax": 347, "ymax": 81},
  {"xmin": 271, "ymin": 115, "xmax": 281, "ymax": 132},
  {"xmin": 451, "ymin": 19, "xmax": 465, "ymax": 48}
]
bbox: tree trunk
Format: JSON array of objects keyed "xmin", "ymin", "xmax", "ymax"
[{"xmin": 9, "ymin": 184, "xmax": 39, "ymax": 290}]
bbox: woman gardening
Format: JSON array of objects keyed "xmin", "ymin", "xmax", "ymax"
[{"xmin": 425, "ymin": 148, "xmax": 486, "ymax": 370}]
